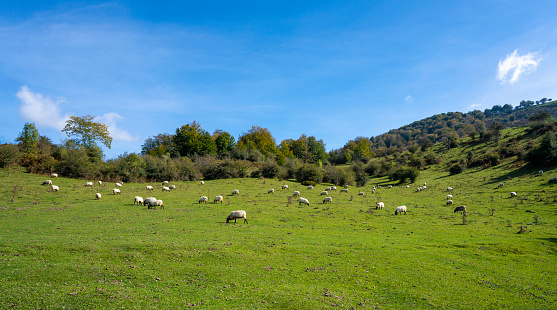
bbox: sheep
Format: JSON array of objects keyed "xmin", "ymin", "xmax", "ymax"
[
  {"xmin": 95, "ymin": 193, "xmax": 101, "ymax": 199},
  {"xmin": 282, "ymin": 184, "xmax": 288, "ymax": 190},
  {"xmin": 268, "ymin": 189, "xmax": 275, "ymax": 194},
  {"xmin": 423, "ymin": 182, "xmax": 427, "ymax": 186},
  {"xmin": 200, "ymin": 181, "xmax": 205, "ymax": 185},
  {"xmin": 539, "ymin": 170, "xmax": 544, "ymax": 175},
  {"xmin": 162, "ymin": 181, "xmax": 169, "ymax": 185},
  {"xmin": 113, "ymin": 188, "xmax": 121, "ymax": 195},
  {"xmin": 134, "ymin": 196, "xmax": 144, "ymax": 205},
  {"xmin": 226, "ymin": 210, "xmax": 247, "ymax": 224},
  {"xmin": 51, "ymin": 185, "xmax": 59, "ymax": 192},
  {"xmin": 169, "ymin": 185, "xmax": 176, "ymax": 191},
  {"xmin": 144, "ymin": 197, "xmax": 156, "ymax": 206},
  {"xmin": 387, "ymin": 185, "xmax": 393, "ymax": 189},
  {"xmin": 85, "ymin": 182, "xmax": 93, "ymax": 187},
  {"xmin": 395, "ymin": 206, "xmax": 407, "ymax": 215},
  {"xmin": 293, "ymin": 191, "xmax": 300, "ymax": 197},
  {"xmin": 344, "ymin": 185, "xmax": 349, "ymax": 188},
  {"xmin": 323, "ymin": 197, "xmax": 333, "ymax": 204},
  {"xmin": 162, "ymin": 186, "xmax": 171, "ymax": 192},
  {"xmin": 42, "ymin": 180, "xmax": 52, "ymax": 185},
  {"xmin": 97, "ymin": 180, "xmax": 102, "ymax": 186},
  {"xmin": 498, "ymin": 183, "xmax": 504, "ymax": 188},
  {"xmin": 453, "ymin": 205, "xmax": 466, "ymax": 213},
  {"xmin": 320, "ymin": 191, "xmax": 328, "ymax": 196},
  {"xmin": 307, "ymin": 185, "xmax": 314, "ymax": 190},
  {"xmin": 340, "ymin": 188, "xmax": 349, "ymax": 193},
  {"xmin": 446, "ymin": 200, "xmax": 454, "ymax": 205},
  {"xmin": 51, "ymin": 173, "xmax": 58, "ymax": 178},
  {"xmin": 115, "ymin": 182, "xmax": 123, "ymax": 188},
  {"xmin": 214, "ymin": 195, "xmax": 223, "ymax": 204},
  {"xmin": 406, "ymin": 185, "xmax": 410, "ymax": 188},
  {"xmin": 232, "ymin": 189, "xmax": 240, "ymax": 195},
  {"xmin": 298, "ymin": 197, "xmax": 310, "ymax": 206},
  {"xmin": 330, "ymin": 186, "xmax": 337, "ymax": 191},
  {"xmin": 372, "ymin": 189, "xmax": 376, "ymax": 194},
  {"xmin": 376, "ymin": 202, "xmax": 384, "ymax": 210},
  {"xmin": 148, "ymin": 199, "xmax": 164, "ymax": 209},
  {"xmin": 549, "ymin": 177, "xmax": 557, "ymax": 183},
  {"xmin": 199, "ymin": 196, "xmax": 208, "ymax": 204},
  {"xmin": 447, "ymin": 194, "xmax": 453, "ymax": 200},
  {"xmin": 358, "ymin": 192, "xmax": 365, "ymax": 196},
  {"xmin": 510, "ymin": 192, "xmax": 518, "ymax": 197},
  {"xmin": 447, "ymin": 187, "xmax": 453, "ymax": 191},
  {"xmin": 146, "ymin": 185, "xmax": 154, "ymax": 191}
]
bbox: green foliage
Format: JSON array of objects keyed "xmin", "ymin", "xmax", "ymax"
[
  {"xmin": 141, "ymin": 133, "xmax": 175, "ymax": 156},
  {"xmin": 260, "ymin": 161, "xmax": 282, "ymax": 179},
  {"xmin": 62, "ymin": 115, "xmax": 112, "ymax": 150},
  {"xmin": 16, "ymin": 122, "xmax": 39, "ymax": 152},
  {"xmin": 389, "ymin": 166, "xmax": 419, "ymax": 183},
  {"xmin": 0, "ymin": 144, "xmax": 19, "ymax": 168},
  {"xmin": 202, "ymin": 159, "xmax": 250, "ymax": 180},
  {"xmin": 213, "ymin": 130, "xmax": 235, "ymax": 158},
  {"xmin": 173, "ymin": 121, "xmax": 216, "ymax": 158},
  {"xmin": 237, "ymin": 125, "xmax": 277, "ymax": 157},
  {"xmin": 527, "ymin": 131, "xmax": 557, "ymax": 167},
  {"xmin": 449, "ymin": 163, "xmax": 465, "ymax": 175},
  {"xmin": 352, "ymin": 162, "xmax": 368, "ymax": 187},
  {"xmin": 295, "ymin": 163, "xmax": 323, "ymax": 184},
  {"xmin": 322, "ymin": 165, "xmax": 353, "ymax": 186}
]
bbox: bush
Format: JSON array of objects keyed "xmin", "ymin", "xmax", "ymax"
[
  {"xmin": 203, "ymin": 159, "xmax": 250, "ymax": 180},
  {"xmin": 449, "ymin": 164, "xmax": 464, "ymax": 175},
  {"xmin": 322, "ymin": 166, "xmax": 353, "ymax": 186},
  {"xmin": 527, "ymin": 131, "xmax": 557, "ymax": 167},
  {"xmin": 0, "ymin": 144, "xmax": 19, "ymax": 168},
  {"xmin": 389, "ymin": 167, "xmax": 419, "ymax": 183},
  {"xmin": 353, "ymin": 162, "xmax": 368, "ymax": 187},
  {"xmin": 261, "ymin": 162, "xmax": 281, "ymax": 178},
  {"xmin": 295, "ymin": 164, "xmax": 323, "ymax": 184},
  {"xmin": 301, "ymin": 180, "xmax": 317, "ymax": 186}
]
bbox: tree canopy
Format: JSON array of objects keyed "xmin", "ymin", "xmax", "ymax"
[{"xmin": 62, "ymin": 115, "xmax": 112, "ymax": 149}]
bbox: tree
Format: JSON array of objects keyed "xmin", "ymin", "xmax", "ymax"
[
  {"xmin": 213, "ymin": 130, "xmax": 235, "ymax": 157},
  {"xmin": 16, "ymin": 122, "xmax": 39, "ymax": 152},
  {"xmin": 527, "ymin": 131, "xmax": 557, "ymax": 167},
  {"xmin": 173, "ymin": 121, "xmax": 216, "ymax": 158},
  {"xmin": 142, "ymin": 133, "xmax": 175, "ymax": 156},
  {"xmin": 237, "ymin": 125, "xmax": 277, "ymax": 157},
  {"xmin": 62, "ymin": 115, "xmax": 112, "ymax": 149}
]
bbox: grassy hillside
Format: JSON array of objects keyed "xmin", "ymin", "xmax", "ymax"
[{"xmin": 0, "ymin": 127, "xmax": 556, "ymax": 309}]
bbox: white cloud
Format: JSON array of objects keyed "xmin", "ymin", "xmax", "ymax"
[
  {"xmin": 467, "ymin": 103, "xmax": 482, "ymax": 111},
  {"xmin": 497, "ymin": 50, "xmax": 540, "ymax": 84},
  {"xmin": 96, "ymin": 112, "xmax": 138, "ymax": 142},
  {"xmin": 405, "ymin": 95, "xmax": 414, "ymax": 103},
  {"xmin": 17, "ymin": 86, "xmax": 69, "ymax": 130}
]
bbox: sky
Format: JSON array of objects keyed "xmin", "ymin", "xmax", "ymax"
[{"xmin": 1, "ymin": 0, "xmax": 556, "ymax": 158}]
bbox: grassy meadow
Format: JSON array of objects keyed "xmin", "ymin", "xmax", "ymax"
[{"xmin": 1, "ymin": 144, "xmax": 557, "ymax": 308}]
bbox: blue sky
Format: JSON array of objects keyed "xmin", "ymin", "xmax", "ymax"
[{"xmin": 1, "ymin": 1, "xmax": 556, "ymax": 158}]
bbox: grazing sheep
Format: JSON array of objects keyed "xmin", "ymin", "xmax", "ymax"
[
  {"xmin": 199, "ymin": 196, "xmax": 208, "ymax": 204},
  {"xmin": 162, "ymin": 181, "xmax": 169, "ymax": 185},
  {"xmin": 115, "ymin": 182, "xmax": 123, "ymax": 187},
  {"xmin": 340, "ymin": 188, "xmax": 349, "ymax": 193},
  {"xmin": 214, "ymin": 195, "xmax": 223, "ymax": 204},
  {"xmin": 232, "ymin": 189, "xmax": 240, "ymax": 195},
  {"xmin": 144, "ymin": 197, "xmax": 156, "ymax": 206},
  {"xmin": 372, "ymin": 189, "xmax": 376, "ymax": 194},
  {"xmin": 268, "ymin": 189, "xmax": 275, "ymax": 194},
  {"xmin": 330, "ymin": 186, "xmax": 337, "ymax": 191},
  {"xmin": 95, "ymin": 193, "xmax": 101, "ymax": 199},
  {"xmin": 539, "ymin": 170, "xmax": 544, "ymax": 175},
  {"xmin": 162, "ymin": 186, "xmax": 171, "ymax": 192},
  {"xmin": 113, "ymin": 188, "xmax": 121, "ymax": 195},
  {"xmin": 148, "ymin": 199, "xmax": 164, "ymax": 209},
  {"xmin": 549, "ymin": 177, "xmax": 557, "ymax": 183},
  {"xmin": 169, "ymin": 185, "xmax": 176, "ymax": 190},
  {"xmin": 134, "ymin": 196, "xmax": 144, "ymax": 205},
  {"xmin": 200, "ymin": 181, "xmax": 205, "ymax": 185},
  {"xmin": 51, "ymin": 173, "xmax": 58, "ymax": 178},
  {"xmin": 447, "ymin": 187, "xmax": 453, "ymax": 191},
  {"xmin": 376, "ymin": 202, "xmax": 384, "ymax": 210},
  {"xmin": 282, "ymin": 184, "xmax": 288, "ymax": 190},
  {"xmin": 454, "ymin": 206, "xmax": 466, "ymax": 213},
  {"xmin": 423, "ymin": 182, "xmax": 427, "ymax": 186},
  {"xmin": 358, "ymin": 192, "xmax": 365, "ymax": 196},
  {"xmin": 387, "ymin": 185, "xmax": 393, "ymax": 189},
  {"xmin": 498, "ymin": 183, "xmax": 504, "ymax": 188},
  {"xmin": 42, "ymin": 180, "xmax": 52, "ymax": 185},
  {"xmin": 226, "ymin": 210, "xmax": 248, "ymax": 224},
  {"xmin": 293, "ymin": 191, "xmax": 300, "ymax": 197},
  {"xmin": 85, "ymin": 182, "xmax": 93, "ymax": 187},
  {"xmin": 325, "ymin": 187, "xmax": 332, "ymax": 191},
  {"xmin": 323, "ymin": 197, "xmax": 333, "ymax": 204},
  {"xmin": 447, "ymin": 194, "xmax": 453, "ymax": 200},
  {"xmin": 298, "ymin": 197, "xmax": 310, "ymax": 206},
  {"xmin": 97, "ymin": 180, "xmax": 102, "ymax": 186},
  {"xmin": 146, "ymin": 185, "xmax": 154, "ymax": 191},
  {"xmin": 510, "ymin": 192, "xmax": 518, "ymax": 197},
  {"xmin": 446, "ymin": 200, "xmax": 454, "ymax": 205},
  {"xmin": 406, "ymin": 185, "xmax": 410, "ymax": 188},
  {"xmin": 344, "ymin": 185, "xmax": 349, "ymax": 188},
  {"xmin": 395, "ymin": 206, "xmax": 407, "ymax": 215},
  {"xmin": 307, "ymin": 185, "xmax": 314, "ymax": 190},
  {"xmin": 51, "ymin": 185, "xmax": 59, "ymax": 192},
  {"xmin": 320, "ymin": 191, "xmax": 328, "ymax": 196}
]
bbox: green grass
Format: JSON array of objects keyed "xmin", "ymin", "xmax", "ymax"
[{"xmin": 1, "ymin": 153, "xmax": 557, "ymax": 309}]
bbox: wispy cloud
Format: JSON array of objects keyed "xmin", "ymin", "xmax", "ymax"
[
  {"xmin": 405, "ymin": 95, "xmax": 414, "ymax": 103},
  {"xmin": 17, "ymin": 86, "xmax": 69, "ymax": 130},
  {"xmin": 467, "ymin": 103, "xmax": 482, "ymax": 111},
  {"xmin": 497, "ymin": 50, "xmax": 540, "ymax": 84},
  {"xmin": 96, "ymin": 113, "xmax": 138, "ymax": 142}
]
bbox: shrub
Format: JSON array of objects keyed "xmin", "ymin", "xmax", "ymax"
[
  {"xmin": 203, "ymin": 159, "xmax": 250, "ymax": 180},
  {"xmin": 261, "ymin": 162, "xmax": 281, "ymax": 178},
  {"xmin": 295, "ymin": 164, "xmax": 323, "ymax": 184},
  {"xmin": 389, "ymin": 167, "xmax": 419, "ymax": 183},
  {"xmin": 527, "ymin": 131, "xmax": 557, "ymax": 167},
  {"xmin": 322, "ymin": 166, "xmax": 353, "ymax": 186},
  {"xmin": 0, "ymin": 144, "xmax": 19, "ymax": 168},
  {"xmin": 449, "ymin": 164, "xmax": 464, "ymax": 175}
]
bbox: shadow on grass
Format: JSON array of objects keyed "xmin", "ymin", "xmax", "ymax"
[{"xmin": 538, "ymin": 238, "xmax": 557, "ymax": 244}]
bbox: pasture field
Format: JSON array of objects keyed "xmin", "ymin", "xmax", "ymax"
[{"xmin": 0, "ymin": 162, "xmax": 556, "ymax": 309}]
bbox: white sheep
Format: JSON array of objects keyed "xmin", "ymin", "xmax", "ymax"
[
  {"xmin": 162, "ymin": 186, "xmax": 171, "ymax": 192},
  {"xmin": 447, "ymin": 187, "xmax": 453, "ymax": 191},
  {"xmin": 549, "ymin": 177, "xmax": 557, "ymax": 183},
  {"xmin": 115, "ymin": 182, "xmax": 123, "ymax": 188},
  {"xmin": 344, "ymin": 185, "xmax": 349, "ymax": 188},
  {"xmin": 95, "ymin": 193, "xmax": 101, "ymax": 200},
  {"xmin": 358, "ymin": 192, "xmax": 365, "ymax": 196},
  {"xmin": 113, "ymin": 188, "xmax": 121, "ymax": 195},
  {"xmin": 446, "ymin": 200, "xmax": 453, "ymax": 205},
  {"xmin": 148, "ymin": 199, "xmax": 164, "ymax": 209},
  {"xmin": 325, "ymin": 187, "xmax": 332, "ymax": 191},
  {"xmin": 307, "ymin": 185, "xmax": 314, "ymax": 190},
  {"xmin": 146, "ymin": 185, "xmax": 154, "ymax": 191},
  {"xmin": 510, "ymin": 192, "xmax": 517, "ymax": 197},
  {"xmin": 282, "ymin": 184, "xmax": 288, "ymax": 190},
  {"xmin": 376, "ymin": 202, "xmax": 384, "ymax": 210},
  {"xmin": 42, "ymin": 180, "xmax": 52, "ymax": 185},
  {"xmin": 323, "ymin": 197, "xmax": 333, "ymax": 204},
  {"xmin": 200, "ymin": 181, "xmax": 205, "ymax": 185},
  {"xmin": 144, "ymin": 197, "xmax": 156, "ymax": 206},
  {"xmin": 268, "ymin": 189, "xmax": 275, "ymax": 194},
  {"xmin": 169, "ymin": 185, "xmax": 176, "ymax": 190},
  {"xmin": 340, "ymin": 188, "xmax": 349, "ymax": 193},
  {"xmin": 51, "ymin": 185, "xmax": 59, "ymax": 192},
  {"xmin": 51, "ymin": 173, "xmax": 58, "ymax": 178},
  {"xmin": 320, "ymin": 191, "xmax": 328, "ymax": 196},
  {"xmin": 423, "ymin": 182, "xmax": 427, "ymax": 186},
  {"xmin": 85, "ymin": 182, "xmax": 93, "ymax": 187},
  {"xmin": 539, "ymin": 170, "xmax": 544, "ymax": 175},
  {"xmin": 293, "ymin": 191, "xmax": 300, "ymax": 197},
  {"xmin": 447, "ymin": 194, "xmax": 453, "ymax": 200},
  {"xmin": 330, "ymin": 186, "xmax": 337, "ymax": 191},
  {"xmin": 214, "ymin": 195, "xmax": 223, "ymax": 204},
  {"xmin": 134, "ymin": 196, "xmax": 144, "ymax": 205},
  {"xmin": 395, "ymin": 206, "xmax": 407, "ymax": 215},
  {"xmin": 97, "ymin": 180, "xmax": 102, "ymax": 186},
  {"xmin": 232, "ymin": 189, "xmax": 240, "ymax": 195},
  {"xmin": 372, "ymin": 189, "xmax": 376, "ymax": 194},
  {"xmin": 498, "ymin": 183, "xmax": 504, "ymax": 188},
  {"xmin": 298, "ymin": 197, "xmax": 310, "ymax": 206},
  {"xmin": 199, "ymin": 196, "xmax": 208, "ymax": 204},
  {"xmin": 226, "ymin": 210, "xmax": 247, "ymax": 224},
  {"xmin": 406, "ymin": 185, "xmax": 410, "ymax": 188},
  {"xmin": 387, "ymin": 185, "xmax": 393, "ymax": 189},
  {"xmin": 162, "ymin": 181, "xmax": 169, "ymax": 185}
]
